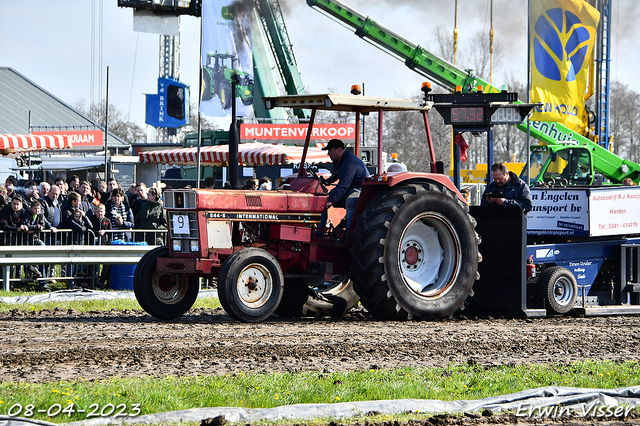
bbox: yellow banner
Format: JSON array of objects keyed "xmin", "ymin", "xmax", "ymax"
[{"xmin": 530, "ymin": 0, "xmax": 600, "ymax": 131}]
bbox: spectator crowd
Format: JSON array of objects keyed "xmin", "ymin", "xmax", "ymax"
[
  {"xmin": 0, "ymin": 174, "xmax": 275, "ymax": 292},
  {"xmin": 0, "ymin": 176, "xmax": 167, "ymax": 292}
]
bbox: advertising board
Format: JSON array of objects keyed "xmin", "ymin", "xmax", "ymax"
[
  {"xmin": 527, "ymin": 188, "xmax": 590, "ymax": 236},
  {"xmin": 527, "ymin": 186, "xmax": 640, "ymax": 237},
  {"xmin": 32, "ymin": 130, "xmax": 104, "ymax": 151},
  {"xmin": 240, "ymin": 123, "xmax": 355, "ymax": 145},
  {"xmin": 589, "ymin": 187, "xmax": 640, "ymax": 236}
]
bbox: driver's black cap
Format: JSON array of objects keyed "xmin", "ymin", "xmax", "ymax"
[{"xmin": 322, "ymin": 139, "xmax": 345, "ymax": 151}]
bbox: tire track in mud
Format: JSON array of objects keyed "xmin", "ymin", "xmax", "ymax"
[{"xmin": 1, "ymin": 308, "xmax": 640, "ymax": 383}]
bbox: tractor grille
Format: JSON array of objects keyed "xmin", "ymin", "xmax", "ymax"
[
  {"xmin": 245, "ymin": 195, "xmax": 262, "ymax": 207},
  {"xmin": 168, "ymin": 211, "xmax": 199, "ymax": 254}
]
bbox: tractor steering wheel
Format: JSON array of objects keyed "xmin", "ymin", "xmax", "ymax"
[{"xmin": 309, "ymin": 168, "xmax": 328, "ymax": 194}]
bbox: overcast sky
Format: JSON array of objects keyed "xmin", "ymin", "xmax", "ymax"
[{"xmin": 1, "ymin": 0, "xmax": 639, "ymax": 134}]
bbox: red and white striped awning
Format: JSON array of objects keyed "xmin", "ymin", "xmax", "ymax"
[
  {"xmin": 139, "ymin": 142, "xmax": 328, "ymax": 166},
  {"xmin": 0, "ymin": 134, "xmax": 71, "ymax": 155}
]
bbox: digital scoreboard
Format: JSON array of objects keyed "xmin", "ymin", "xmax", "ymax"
[
  {"xmin": 429, "ymin": 91, "xmax": 539, "ymax": 129},
  {"xmin": 450, "ymin": 107, "xmax": 484, "ymax": 124}
]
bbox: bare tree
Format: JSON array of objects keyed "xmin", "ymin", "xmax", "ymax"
[
  {"xmin": 434, "ymin": 26, "xmax": 455, "ymax": 63},
  {"xmin": 490, "ymin": 75, "xmax": 529, "ymax": 164},
  {"xmin": 433, "ymin": 26, "xmax": 503, "ymax": 84},
  {"xmin": 466, "ymin": 30, "xmax": 504, "ymax": 83},
  {"xmin": 74, "ymin": 99, "xmax": 145, "ymax": 144},
  {"xmin": 176, "ymin": 100, "xmax": 222, "ymax": 142},
  {"xmin": 356, "ymin": 86, "xmax": 453, "ymax": 173},
  {"xmin": 609, "ymin": 81, "xmax": 640, "ymax": 163}
]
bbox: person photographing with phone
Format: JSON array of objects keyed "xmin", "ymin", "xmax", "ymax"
[{"xmin": 481, "ymin": 162, "xmax": 532, "ymax": 214}]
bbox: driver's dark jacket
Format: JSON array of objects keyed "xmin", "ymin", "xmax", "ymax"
[
  {"xmin": 326, "ymin": 150, "xmax": 370, "ymax": 204},
  {"xmin": 480, "ymin": 171, "xmax": 533, "ymax": 214}
]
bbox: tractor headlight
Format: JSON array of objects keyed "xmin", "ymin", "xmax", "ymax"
[
  {"xmin": 190, "ymin": 240, "xmax": 199, "ymax": 252},
  {"xmin": 173, "ymin": 240, "xmax": 183, "ymax": 252}
]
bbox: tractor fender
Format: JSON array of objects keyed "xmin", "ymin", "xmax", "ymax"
[{"xmin": 360, "ymin": 172, "xmax": 466, "ymax": 204}]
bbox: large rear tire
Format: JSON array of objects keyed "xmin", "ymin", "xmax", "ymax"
[
  {"xmin": 201, "ymin": 71, "xmax": 212, "ymax": 101},
  {"xmin": 219, "ymin": 80, "xmax": 232, "ymax": 110},
  {"xmin": 350, "ymin": 182, "xmax": 480, "ymax": 320},
  {"xmin": 133, "ymin": 247, "xmax": 199, "ymax": 320},
  {"xmin": 218, "ymin": 248, "xmax": 283, "ymax": 322},
  {"xmin": 275, "ymin": 276, "xmax": 359, "ymax": 318}
]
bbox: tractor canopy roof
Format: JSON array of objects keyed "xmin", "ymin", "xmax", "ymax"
[{"xmin": 263, "ymin": 93, "xmax": 433, "ymax": 114}]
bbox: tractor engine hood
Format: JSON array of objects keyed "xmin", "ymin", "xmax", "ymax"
[{"xmin": 182, "ymin": 188, "xmax": 327, "ymax": 214}]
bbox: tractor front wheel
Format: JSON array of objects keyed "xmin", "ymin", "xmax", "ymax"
[
  {"xmin": 133, "ymin": 247, "xmax": 199, "ymax": 320},
  {"xmin": 218, "ymin": 248, "xmax": 284, "ymax": 322},
  {"xmin": 350, "ymin": 182, "xmax": 480, "ymax": 320}
]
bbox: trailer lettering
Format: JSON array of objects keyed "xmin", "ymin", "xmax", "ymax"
[
  {"xmin": 569, "ymin": 261, "xmax": 593, "ymax": 266},
  {"xmin": 539, "ymin": 192, "xmax": 579, "ymax": 202},
  {"xmin": 592, "ymin": 194, "xmax": 617, "ymax": 201},
  {"xmin": 531, "ymin": 204, "xmax": 568, "ymax": 213}
]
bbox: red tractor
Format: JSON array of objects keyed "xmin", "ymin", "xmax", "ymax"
[{"xmin": 133, "ymin": 88, "xmax": 481, "ymax": 322}]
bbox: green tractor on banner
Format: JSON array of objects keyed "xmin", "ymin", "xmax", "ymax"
[{"xmin": 201, "ymin": 52, "xmax": 253, "ymax": 109}]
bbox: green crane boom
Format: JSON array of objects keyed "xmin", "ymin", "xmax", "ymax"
[
  {"xmin": 307, "ymin": 0, "xmax": 640, "ymax": 183},
  {"xmin": 256, "ymin": 0, "xmax": 309, "ymax": 120}
]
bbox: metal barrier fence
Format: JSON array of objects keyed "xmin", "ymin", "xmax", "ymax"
[{"xmin": 0, "ymin": 229, "xmax": 167, "ymax": 291}]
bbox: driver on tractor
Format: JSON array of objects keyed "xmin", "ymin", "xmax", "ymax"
[{"xmin": 317, "ymin": 139, "xmax": 370, "ymax": 237}]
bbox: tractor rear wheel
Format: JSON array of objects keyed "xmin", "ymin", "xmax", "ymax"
[
  {"xmin": 133, "ymin": 247, "xmax": 199, "ymax": 320},
  {"xmin": 218, "ymin": 248, "xmax": 283, "ymax": 322},
  {"xmin": 275, "ymin": 276, "xmax": 359, "ymax": 318},
  {"xmin": 219, "ymin": 80, "xmax": 232, "ymax": 110},
  {"xmin": 350, "ymin": 182, "xmax": 480, "ymax": 320},
  {"xmin": 201, "ymin": 72, "xmax": 212, "ymax": 101}
]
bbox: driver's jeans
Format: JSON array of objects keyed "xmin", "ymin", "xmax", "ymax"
[{"xmin": 319, "ymin": 188, "xmax": 361, "ymax": 234}]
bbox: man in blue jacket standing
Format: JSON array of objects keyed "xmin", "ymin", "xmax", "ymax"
[
  {"xmin": 318, "ymin": 139, "xmax": 370, "ymax": 237},
  {"xmin": 481, "ymin": 162, "xmax": 533, "ymax": 214}
]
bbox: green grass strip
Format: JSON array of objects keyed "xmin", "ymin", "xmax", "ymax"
[
  {"xmin": 0, "ymin": 291, "xmax": 220, "ymax": 312},
  {"xmin": 0, "ymin": 361, "xmax": 637, "ymax": 423}
]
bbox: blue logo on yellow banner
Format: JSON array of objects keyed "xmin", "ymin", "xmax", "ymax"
[
  {"xmin": 534, "ymin": 8, "xmax": 591, "ymax": 82},
  {"xmin": 529, "ymin": 0, "xmax": 600, "ymax": 130}
]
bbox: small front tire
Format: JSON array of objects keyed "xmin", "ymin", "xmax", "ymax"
[
  {"xmin": 133, "ymin": 247, "xmax": 199, "ymax": 320},
  {"xmin": 218, "ymin": 248, "xmax": 284, "ymax": 322}
]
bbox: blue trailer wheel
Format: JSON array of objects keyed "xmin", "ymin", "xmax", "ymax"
[{"xmin": 539, "ymin": 266, "xmax": 578, "ymax": 315}]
